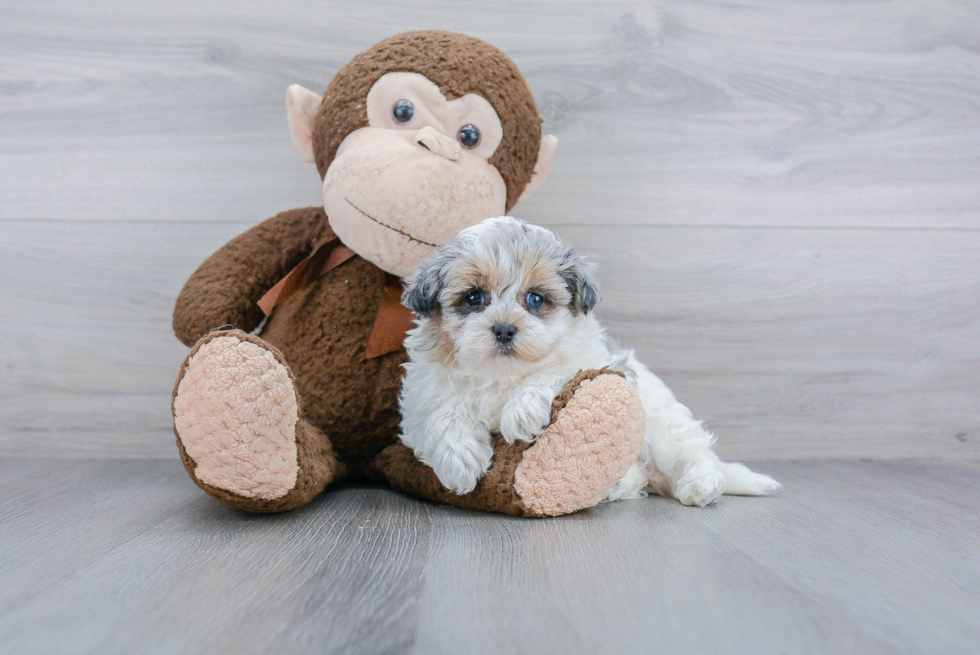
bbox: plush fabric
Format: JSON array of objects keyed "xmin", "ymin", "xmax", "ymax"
[
  {"xmin": 256, "ymin": 238, "xmax": 356, "ymax": 315},
  {"xmin": 173, "ymin": 207, "xmax": 329, "ymax": 346},
  {"xmin": 173, "ymin": 210, "xmax": 408, "ymax": 491},
  {"xmin": 514, "ymin": 370, "xmax": 647, "ymax": 516},
  {"xmin": 321, "ymin": 124, "xmax": 507, "ymax": 276},
  {"xmin": 171, "ymin": 30, "xmax": 648, "ymax": 517},
  {"xmin": 255, "ymin": 219, "xmax": 408, "ymax": 478},
  {"xmin": 286, "ymin": 84, "xmax": 323, "ymax": 163},
  {"xmin": 374, "ymin": 370, "xmax": 644, "ymax": 517},
  {"xmin": 517, "ymin": 134, "xmax": 559, "ymax": 203},
  {"xmin": 311, "ymin": 30, "xmax": 541, "ymax": 212},
  {"xmin": 174, "ymin": 335, "xmax": 299, "ymax": 500},
  {"xmin": 174, "ymin": 330, "xmax": 345, "ymax": 513}
]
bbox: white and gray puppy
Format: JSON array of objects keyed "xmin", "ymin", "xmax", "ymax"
[{"xmin": 398, "ymin": 216, "xmax": 780, "ymax": 505}]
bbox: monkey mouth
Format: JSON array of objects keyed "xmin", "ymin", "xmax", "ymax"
[{"xmin": 345, "ymin": 198, "xmax": 438, "ymax": 248}]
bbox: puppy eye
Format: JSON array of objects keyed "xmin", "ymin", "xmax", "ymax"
[
  {"xmin": 457, "ymin": 124, "xmax": 480, "ymax": 149},
  {"xmin": 463, "ymin": 289, "xmax": 486, "ymax": 309},
  {"xmin": 392, "ymin": 99, "xmax": 414, "ymax": 124},
  {"xmin": 526, "ymin": 292, "xmax": 545, "ymax": 309}
]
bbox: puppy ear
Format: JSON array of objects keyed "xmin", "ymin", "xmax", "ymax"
[
  {"xmin": 559, "ymin": 249, "xmax": 601, "ymax": 315},
  {"xmin": 402, "ymin": 251, "xmax": 448, "ymax": 317}
]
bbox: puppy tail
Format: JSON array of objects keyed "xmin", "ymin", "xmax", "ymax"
[{"xmin": 719, "ymin": 461, "xmax": 782, "ymax": 496}]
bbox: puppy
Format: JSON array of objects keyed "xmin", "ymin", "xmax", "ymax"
[{"xmin": 398, "ymin": 216, "xmax": 780, "ymax": 506}]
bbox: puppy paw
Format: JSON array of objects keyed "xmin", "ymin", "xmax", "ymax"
[
  {"xmin": 675, "ymin": 468, "xmax": 726, "ymax": 507},
  {"xmin": 500, "ymin": 385, "xmax": 555, "ymax": 444},
  {"xmin": 430, "ymin": 427, "xmax": 494, "ymax": 495}
]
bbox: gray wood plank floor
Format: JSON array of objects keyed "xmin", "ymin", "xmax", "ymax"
[{"xmin": 1, "ymin": 458, "xmax": 978, "ymax": 655}]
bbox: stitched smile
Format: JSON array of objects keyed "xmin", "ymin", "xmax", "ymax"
[{"xmin": 345, "ymin": 198, "xmax": 438, "ymax": 247}]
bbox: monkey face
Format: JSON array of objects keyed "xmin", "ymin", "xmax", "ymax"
[
  {"xmin": 321, "ymin": 73, "xmax": 508, "ymax": 277},
  {"xmin": 286, "ymin": 31, "xmax": 559, "ymax": 278}
]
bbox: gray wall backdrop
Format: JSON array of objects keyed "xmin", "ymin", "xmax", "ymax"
[{"xmin": 1, "ymin": 0, "xmax": 978, "ymax": 460}]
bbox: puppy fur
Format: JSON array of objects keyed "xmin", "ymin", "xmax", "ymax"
[{"xmin": 399, "ymin": 216, "xmax": 780, "ymax": 505}]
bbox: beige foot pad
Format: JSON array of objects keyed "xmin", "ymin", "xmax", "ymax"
[
  {"xmin": 514, "ymin": 371, "xmax": 646, "ymax": 517},
  {"xmin": 173, "ymin": 331, "xmax": 299, "ymax": 500}
]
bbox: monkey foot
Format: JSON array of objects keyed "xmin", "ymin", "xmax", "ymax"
[
  {"xmin": 374, "ymin": 368, "xmax": 646, "ymax": 517},
  {"xmin": 513, "ymin": 369, "xmax": 646, "ymax": 516},
  {"xmin": 173, "ymin": 330, "xmax": 341, "ymax": 512}
]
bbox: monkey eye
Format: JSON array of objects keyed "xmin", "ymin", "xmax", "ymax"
[
  {"xmin": 457, "ymin": 124, "xmax": 480, "ymax": 149},
  {"xmin": 463, "ymin": 288, "xmax": 486, "ymax": 309},
  {"xmin": 525, "ymin": 292, "xmax": 545, "ymax": 310},
  {"xmin": 392, "ymin": 99, "xmax": 414, "ymax": 124}
]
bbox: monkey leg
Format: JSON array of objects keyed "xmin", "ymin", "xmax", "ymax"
[
  {"xmin": 173, "ymin": 330, "xmax": 344, "ymax": 513},
  {"xmin": 374, "ymin": 369, "xmax": 646, "ymax": 517}
]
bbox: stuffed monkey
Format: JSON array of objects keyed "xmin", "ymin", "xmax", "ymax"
[{"xmin": 171, "ymin": 30, "xmax": 646, "ymax": 517}]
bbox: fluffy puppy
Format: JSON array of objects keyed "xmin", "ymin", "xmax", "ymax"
[{"xmin": 399, "ymin": 216, "xmax": 780, "ymax": 505}]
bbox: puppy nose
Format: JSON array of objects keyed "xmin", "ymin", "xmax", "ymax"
[
  {"xmin": 492, "ymin": 323, "xmax": 518, "ymax": 344},
  {"xmin": 416, "ymin": 125, "xmax": 461, "ymax": 161}
]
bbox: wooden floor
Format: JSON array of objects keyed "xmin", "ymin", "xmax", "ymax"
[
  {"xmin": 2, "ymin": 2, "xmax": 979, "ymax": 653},
  {"xmin": 1, "ymin": 458, "xmax": 978, "ymax": 655}
]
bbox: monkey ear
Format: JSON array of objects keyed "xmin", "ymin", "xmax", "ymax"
[
  {"xmin": 517, "ymin": 134, "xmax": 558, "ymax": 203},
  {"xmin": 286, "ymin": 84, "xmax": 323, "ymax": 163}
]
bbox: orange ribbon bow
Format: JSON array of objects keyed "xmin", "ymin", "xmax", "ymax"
[{"xmin": 257, "ymin": 237, "xmax": 415, "ymax": 359}]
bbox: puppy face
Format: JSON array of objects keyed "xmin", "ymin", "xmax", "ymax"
[{"xmin": 403, "ymin": 217, "xmax": 600, "ymax": 371}]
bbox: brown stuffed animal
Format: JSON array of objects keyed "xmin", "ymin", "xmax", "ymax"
[{"xmin": 171, "ymin": 30, "xmax": 646, "ymax": 516}]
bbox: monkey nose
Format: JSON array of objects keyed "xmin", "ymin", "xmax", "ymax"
[{"xmin": 416, "ymin": 126, "xmax": 461, "ymax": 161}]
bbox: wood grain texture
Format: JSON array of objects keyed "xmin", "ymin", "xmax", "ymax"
[
  {"xmin": 1, "ymin": 0, "xmax": 978, "ymax": 227},
  {"xmin": 4, "ymin": 3, "xmax": 978, "ymax": 652},
  {"xmin": 561, "ymin": 224, "xmax": 980, "ymax": 460},
  {"xmin": 1, "ymin": 458, "xmax": 978, "ymax": 654},
  {"xmin": 0, "ymin": 458, "xmax": 431, "ymax": 655},
  {"xmin": 1, "ymin": 220, "xmax": 977, "ymax": 459},
  {"xmin": 1, "ymin": 0, "xmax": 979, "ymax": 460}
]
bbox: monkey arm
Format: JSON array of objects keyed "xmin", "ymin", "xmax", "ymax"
[{"xmin": 172, "ymin": 206, "xmax": 331, "ymax": 346}]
